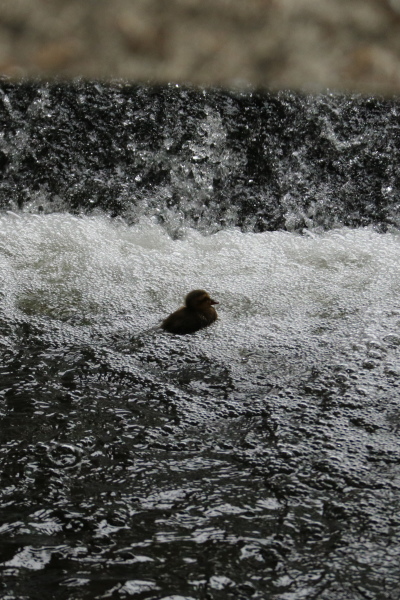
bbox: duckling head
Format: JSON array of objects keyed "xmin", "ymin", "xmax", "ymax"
[{"xmin": 185, "ymin": 289, "xmax": 219, "ymax": 311}]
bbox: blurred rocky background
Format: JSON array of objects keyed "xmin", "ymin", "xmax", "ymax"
[{"xmin": 0, "ymin": 0, "xmax": 400, "ymax": 94}]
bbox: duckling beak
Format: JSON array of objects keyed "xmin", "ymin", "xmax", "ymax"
[{"xmin": 210, "ymin": 299, "xmax": 219, "ymax": 305}]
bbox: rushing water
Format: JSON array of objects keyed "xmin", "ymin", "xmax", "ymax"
[{"xmin": 1, "ymin": 82, "xmax": 400, "ymax": 600}]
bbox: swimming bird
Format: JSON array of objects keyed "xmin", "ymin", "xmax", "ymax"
[{"xmin": 161, "ymin": 290, "xmax": 219, "ymax": 335}]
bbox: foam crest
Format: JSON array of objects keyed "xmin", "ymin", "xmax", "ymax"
[{"xmin": 1, "ymin": 214, "xmax": 400, "ymax": 350}]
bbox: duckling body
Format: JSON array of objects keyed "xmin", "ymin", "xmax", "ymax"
[{"xmin": 161, "ymin": 289, "xmax": 219, "ymax": 335}]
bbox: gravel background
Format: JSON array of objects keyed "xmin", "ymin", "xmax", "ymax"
[{"xmin": 1, "ymin": 0, "xmax": 400, "ymax": 94}]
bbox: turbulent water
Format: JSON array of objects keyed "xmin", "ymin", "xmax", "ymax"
[{"xmin": 1, "ymin": 82, "xmax": 400, "ymax": 600}]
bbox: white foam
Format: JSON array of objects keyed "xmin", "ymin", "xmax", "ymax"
[{"xmin": 1, "ymin": 213, "xmax": 400, "ymax": 366}]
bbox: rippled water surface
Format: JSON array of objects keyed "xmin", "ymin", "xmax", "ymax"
[{"xmin": 1, "ymin": 213, "xmax": 400, "ymax": 599}]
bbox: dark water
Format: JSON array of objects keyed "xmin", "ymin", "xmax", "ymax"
[
  {"xmin": 1, "ymin": 81, "xmax": 400, "ymax": 600},
  {"xmin": 1, "ymin": 81, "xmax": 400, "ymax": 232}
]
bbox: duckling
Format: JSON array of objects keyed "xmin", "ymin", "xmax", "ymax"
[{"xmin": 161, "ymin": 289, "xmax": 219, "ymax": 335}]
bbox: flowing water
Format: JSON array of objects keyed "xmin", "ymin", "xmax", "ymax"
[{"xmin": 1, "ymin": 82, "xmax": 400, "ymax": 600}]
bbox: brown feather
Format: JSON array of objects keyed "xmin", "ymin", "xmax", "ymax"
[{"xmin": 161, "ymin": 289, "xmax": 218, "ymax": 335}]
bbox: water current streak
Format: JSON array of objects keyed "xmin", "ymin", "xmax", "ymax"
[
  {"xmin": 1, "ymin": 82, "xmax": 400, "ymax": 599},
  {"xmin": 0, "ymin": 80, "xmax": 399, "ymax": 232}
]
